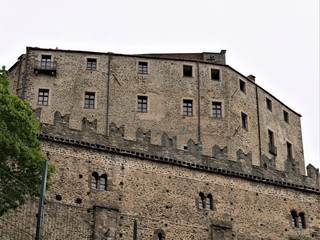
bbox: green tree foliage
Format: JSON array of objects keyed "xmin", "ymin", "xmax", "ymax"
[{"xmin": 0, "ymin": 66, "xmax": 54, "ymax": 216}]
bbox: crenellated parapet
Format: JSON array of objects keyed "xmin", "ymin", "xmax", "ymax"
[{"xmin": 39, "ymin": 111, "xmax": 320, "ymax": 194}]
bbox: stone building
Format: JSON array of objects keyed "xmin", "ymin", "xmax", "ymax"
[{"xmin": 7, "ymin": 47, "xmax": 320, "ymax": 239}]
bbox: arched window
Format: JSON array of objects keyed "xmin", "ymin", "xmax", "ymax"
[
  {"xmin": 99, "ymin": 174, "xmax": 107, "ymax": 190},
  {"xmin": 205, "ymin": 194, "xmax": 213, "ymax": 210},
  {"xmin": 91, "ymin": 172, "xmax": 98, "ymax": 189},
  {"xmin": 153, "ymin": 229, "xmax": 165, "ymax": 240},
  {"xmin": 291, "ymin": 210, "xmax": 298, "ymax": 227},
  {"xmin": 198, "ymin": 192, "xmax": 205, "ymax": 209},
  {"xmin": 298, "ymin": 212, "xmax": 306, "ymax": 228}
]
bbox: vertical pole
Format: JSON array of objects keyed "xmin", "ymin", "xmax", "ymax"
[
  {"xmin": 133, "ymin": 219, "xmax": 137, "ymax": 240},
  {"xmin": 35, "ymin": 160, "xmax": 48, "ymax": 240}
]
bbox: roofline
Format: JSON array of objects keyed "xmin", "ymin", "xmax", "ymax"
[{"xmin": 24, "ymin": 47, "xmax": 302, "ymax": 116}]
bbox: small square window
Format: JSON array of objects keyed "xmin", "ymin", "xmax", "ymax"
[
  {"xmin": 38, "ymin": 89, "xmax": 49, "ymax": 105},
  {"xmin": 84, "ymin": 92, "xmax": 95, "ymax": 109},
  {"xmin": 239, "ymin": 79, "xmax": 246, "ymax": 93},
  {"xmin": 183, "ymin": 99, "xmax": 193, "ymax": 116},
  {"xmin": 183, "ymin": 65, "xmax": 193, "ymax": 77},
  {"xmin": 138, "ymin": 62, "xmax": 148, "ymax": 74},
  {"xmin": 283, "ymin": 110, "xmax": 289, "ymax": 123},
  {"xmin": 211, "ymin": 69, "xmax": 220, "ymax": 80},
  {"xmin": 212, "ymin": 102, "xmax": 222, "ymax": 118},
  {"xmin": 241, "ymin": 112, "xmax": 248, "ymax": 129},
  {"xmin": 87, "ymin": 58, "xmax": 97, "ymax": 70},
  {"xmin": 137, "ymin": 96, "xmax": 148, "ymax": 112},
  {"xmin": 266, "ymin": 98, "xmax": 272, "ymax": 111},
  {"xmin": 41, "ymin": 55, "xmax": 52, "ymax": 70}
]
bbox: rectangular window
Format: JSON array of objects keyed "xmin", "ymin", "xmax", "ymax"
[
  {"xmin": 212, "ymin": 102, "xmax": 222, "ymax": 118},
  {"xmin": 38, "ymin": 89, "xmax": 49, "ymax": 105},
  {"xmin": 211, "ymin": 69, "xmax": 220, "ymax": 80},
  {"xmin": 287, "ymin": 142, "xmax": 293, "ymax": 160},
  {"xmin": 41, "ymin": 55, "xmax": 52, "ymax": 70},
  {"xmin": 87, "ymin": 58, "xmax": 97, "ymax": 70},
  {"xmin": 266, "ymin": 97, "xmax": 272, "ymax": 111},
  {"xmin": 137, "ymin": 96, "xmax": 148, "ymax": 112},
  {"xmin": 239, "ymin": 79, "xmax": 246, "ymax": 93},
  {"xmin": 84, "ymin": 92, "xmax": 95, "ymax": 109},
  {"xmin": 183, "ymin": 65, "xmax": 193, "ymax": 77},
  {"xmin": 283, "ymin": 110, "xmax": 289, "ymax": 123},
  {"xmin": 138, "ymin": 61, "xmax": 148, "ymax": 74},
  {"xmin": 183, "ymin": 99, "xmax": 193, "ymax": 116},
  {"xmin": 268, "ymin": 129, "xmax": 277, "ymax": 155},
  {"xmin": 241, "ymin": 112, "xmax": 248, "ymax": 129}
]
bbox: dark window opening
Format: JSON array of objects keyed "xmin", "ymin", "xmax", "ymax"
[
  {"xmin": 183, "ymin": 65, "xmax": 193, "ymax": 77},
  {"xmin": 268, "ymin": 129, "xmax": 277, "ymax": 155},
  {"xmin": 291, "ymin": 210, "xmax": 306, "ymax": 229},
  {"xmin": 239, "ymin": 79, "xmax": 246, "ymax": 92},
  {"xmin": 41, "ymin": 55, "xmax": 52, "ymax": 70},
  {"xmin": 183, "ymin": 99, "xmax": 193, "ymax": 116},
  {"xmin": 138, "ymin": 61, "xmax": 148, "ymax": 74},
  {"xmin": 283, "ymin": 110, "xmax": 289, "ymax": 123},
  {"xmin": 157, "ymin": 233, "xmax": 163, "ymax": 240},
  {"xmin": 287, "ymin": 142, "xmax": 293, "ymax": 160},
  {"xmin": 38, "ymin": 89, "xmax": 49, "ymax": 106},
  {"xmin": 211, "ymin": 69, "xmax": 220, "ymax": 80},
  {"xmin": 198, "ymin": 192, "xmax": 205, "ymax": 209},
  {"xmin": 84, "ymin": 92, "xmax": 95, "ymax": 109},
  {"xmin": 241, "ymin": 112, "xmax": 248, "ymax": 129},
  {"xmin": 87, "ymin": 58, "xmax": 97, "ymax": 70},
  {"xmin": 266, "ymin": 97, "xmax": 272, "ymax": 111},
  {"xmin": 91, "ymin": 172, "xmax": 98, "ymax": 189},
  {"xmin": 212, "ymin": 102, "xmax": 222, "ymax": 118},
  {"xmin": 137, "ymin": 96, "xmax": 148, "ymax": 112}
]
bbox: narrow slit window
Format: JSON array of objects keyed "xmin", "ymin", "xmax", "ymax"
[
  {"xmin": 268, "ymin": 129, "xmax": 277, "ymax": 155},
  {"xmin": 283, "ymin": 110, "xmax": 289, "ymax": 123},
  {"xmin": 287, "ymin": 142, "xmax": 293, "ymax": 160},
  {"xmin": 241, "ymin": 112, "xmax": 248, "ymax": 129}
]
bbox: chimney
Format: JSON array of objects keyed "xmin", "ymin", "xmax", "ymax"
[{"xmin": 247, "ymin": 75, "xmax": 256, "ymax": 82}]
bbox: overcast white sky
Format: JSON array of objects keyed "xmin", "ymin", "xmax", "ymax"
[{"xmin": 1, "ymin": 0, "xmax": 319, "ymax": 170}]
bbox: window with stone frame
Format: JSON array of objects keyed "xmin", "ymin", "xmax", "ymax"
[
  {"xmin": 84, "ymin": 92, "xmax": 95, "ymax": 109},
  {"xmin": 183, "ymin": 99, "xmax": 193, "ymax": 116},
  {"xmin": 137, "ymin": 95, "xmax": 148, "ymax": 112},
  {"xmin": 38, "ymin": 89, "xmax": 49, "ymax": 106},
  {"xmin": 138, "ymin": 61, "xmax": 148, "ymax": 74},
  {"xmin": 90, "ymin": 172, "xmax": 107, "ymax": 191},
  {"xmin": 87, "ymin": 58, "xmax": 97, "ymax": 70},
  {"xmin": 211, "ymin": 69, "xmax": 220, "ymax": 80},
  {"xmin": 212, "ymin": 101, "xmax": 222, "ymax": 118},
  {"xmin": 239, "ymin": 79, "xmax": 246, "ymax": 93},
  {"xmin": 268, "ymin": 129, "xmax": 277, "ymax": 155},
  {"xmin": 283, "ymin": 110, "xmax": 289, "ymax": 123},
  {"xmin": 40, "ymin": 55, "xmax": 52, "ymax": 70},
  {"xmin": 241, "ymin": 112, "xmax": 248, "ymax": 129},
  {"xmin": 183, "ymin": 65, "xmax": 193, "ymax": 77},
  {"xmin": 266, "ymin": 97, "xmax": 272, "ymax": 111}
]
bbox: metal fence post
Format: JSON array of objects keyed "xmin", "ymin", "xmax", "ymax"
[{"xmin": 35, "ymin": 160, "xmax": 48, "ymax": 240}]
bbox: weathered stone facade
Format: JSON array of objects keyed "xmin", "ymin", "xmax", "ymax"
[{"xmin": 6, "ymin": 47, "xmax": 320, "ymax": 239}]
